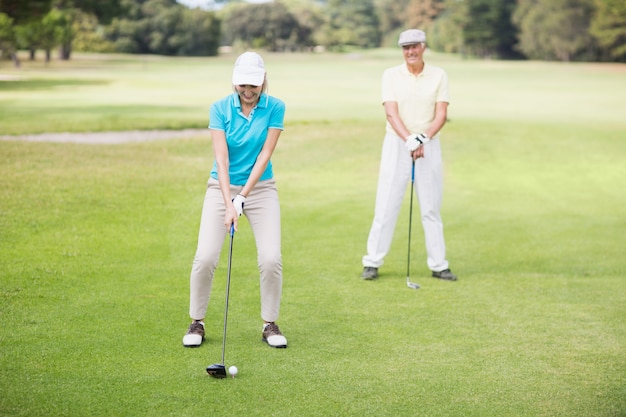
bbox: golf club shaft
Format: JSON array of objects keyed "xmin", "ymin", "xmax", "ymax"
[
  {"xmin": 407, "ymin": 160, "xmax": 414, "ymax": 280},
  {"xmin": 220, "ymin": 224, "xmax": 235, "ymax": 365},
  {"xmin": 406, "ymin": 160, "xmax": 419, "ymax": 289}
]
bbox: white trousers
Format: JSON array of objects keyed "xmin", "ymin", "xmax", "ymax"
[
  {"xmin": 363, "ymin": 132, "xmax": 449, "ymax": 272},
  {"xmin": 189, "ymin": 178, "xmax": 282, "ymax": 322}
]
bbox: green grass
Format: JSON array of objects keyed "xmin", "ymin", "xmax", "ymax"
[
  {"xmin": 3, "ymin": 50, "xmax": 625, "ymax": 134},
  {"xmin": 1, "ymin": 52, "xmax": 625, "ymax": 416}
]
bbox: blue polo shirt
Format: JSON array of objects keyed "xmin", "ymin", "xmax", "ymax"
[{"xmin": 209, "ymin": 93, "xmax": 285, "ymax": 186}]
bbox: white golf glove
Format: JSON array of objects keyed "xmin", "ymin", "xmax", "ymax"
[
  {"xmin": 405, "ymin": 133, "xmax": 430, "ymax": 152},
  {"xmin": 232, "ymin": 194, "xmax": 246, "ymax": 217}
]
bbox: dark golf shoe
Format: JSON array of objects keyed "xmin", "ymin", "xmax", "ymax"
[
  {"xmin": 431, "ymin": 269, "xmax": 457, "ymax": 281},
  {"xmin": 361, "ymin": 267, "xmax": 378, "ymax": 280}
]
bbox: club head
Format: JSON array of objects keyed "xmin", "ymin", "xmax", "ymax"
[
  {"xmin": 406, "ymin": 279, "xmax": 420, "ymax": 290},
  {"xmin": 206, "ymin": 364, "xmax": 227, "ymax": 379}
]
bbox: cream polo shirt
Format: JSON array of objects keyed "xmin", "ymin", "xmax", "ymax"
[{"xmin": 382, "ymin": 62, "xmax": 449, "ymax": 136}]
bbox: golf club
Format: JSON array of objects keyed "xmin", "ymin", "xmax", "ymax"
[
  {"xmin": 206, "ymin": 224, "xmax": 235, "ymax": 379},
  {"xmin": 407, "ymin": 159, "xmax": 420, "ymax": 290}
]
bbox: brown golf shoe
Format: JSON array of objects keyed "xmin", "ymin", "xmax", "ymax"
[
  {"xmin": 262, "ymin": 322, "xmax": 287, "ymax": 348},
  {"xmin": 182, "ymin": 320, "xmax": 205, "ymax": 347}
]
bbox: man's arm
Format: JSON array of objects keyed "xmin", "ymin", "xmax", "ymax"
[
  {"xmin": 425, "ymin": 101, "xmax": 448, "ymax": 139},
  {"xmin": 383, "ymin": 101, "xmax": 412, "ymax": 139}
]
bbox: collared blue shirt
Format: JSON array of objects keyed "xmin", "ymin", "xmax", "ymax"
[{"xmin": 209, "ymin": 92, "xmax": 285, "ymax": 185}]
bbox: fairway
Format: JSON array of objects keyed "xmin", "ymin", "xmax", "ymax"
[{"xmin": 1, "ymin": 51, "xmax": 625, "ymax": 416}]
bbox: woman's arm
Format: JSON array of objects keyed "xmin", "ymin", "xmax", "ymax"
[
  {"xmin": 239, "ymin": 128, "xmax": 282, "ymax": 197},
  {"xmin": 211, "ymin": 128, "xmax": 240, "ymax": 230}
]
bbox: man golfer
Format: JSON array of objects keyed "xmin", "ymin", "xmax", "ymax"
[{"xmin": 361, "ymin": 29, "xmax": 457, "ymax": 282}]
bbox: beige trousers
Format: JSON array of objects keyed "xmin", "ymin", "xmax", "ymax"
[{"xmin": 189, "ymin": 178, "xmax": 282, "ymax": 322}]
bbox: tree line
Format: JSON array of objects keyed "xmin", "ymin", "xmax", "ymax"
[{"xmin": 1, "ymin": 0, "xmax": 624, "ymax": 65}]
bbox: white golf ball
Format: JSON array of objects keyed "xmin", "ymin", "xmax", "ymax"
[{"xmin": 228, "ymin": 365, "xmax": 238, "ymax": 377}]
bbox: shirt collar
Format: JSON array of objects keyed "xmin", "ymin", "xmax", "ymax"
[
  {"xmin": 401, "ymin": 62, "xmax": 428, "ymax": 77},
  {"xmin": 232, "ymin": 92, "xmax": 268, "ymax": 109}
]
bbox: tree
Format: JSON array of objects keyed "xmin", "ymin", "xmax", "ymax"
[
  {"xmin": 318, "ymin": 0, "xmax": 380, "ymax": 50},
  {"xmin": 405, "ymin": 0, "xmax": 446, "ymax": 30},
  {"xmin": 14, "ymin": 22, "xmax": 42, "ymax": 60},
  {"xmin": 590, "ymin": 0, "xmax": 626, "ymax": 61},
  {"xmin": 375, "ymin": 0, "xmax": 446, "ymax": 46},
  {"xmin": 463, "ymin": 0, "xmax": 519, "ymax": 58},
  {"xmin": 57, "ymin": 7, "xmax": 78, "ymax": 59},
  {"xmin": 375, "ymin": 0, "xmax": 409, "ymax": 43},
  {"xmin": 39, "ymin": 8, "xmax": 67, "ymax": 61},
  {"xmin": 106, "ymin": 0, "xmax": 220, "ymax": 55},
  {"xmin": 0, "ymin": 12, "xmax": 20, "ymax": 66},
  {"xmin": 0, "ymin": 0, "xmax": 51, "ymax": 24},
  {"xmin": 76, "ymin": 0, "xmax": 123, "ymax": 24},
  {"xmin": 182, "ymin": 8, "xmax": 220, "ymax": 55},
  {"xmin": 284, "ymin": 1, "xmax": 325, "ymax": 50},
  {"xmin": 1, "ymin": 0, "xmax": 51, "ymax": 62},
  {"xmin": 513, "ymin": 0, "xmax": 597, "ymax": 61},
  {"xmin": 221, "ymin": 2, "xmax": 301, "ymax": 51},
  {"xmin": 429, "ymin": 0, "xmax": 466, "ymax": 53},
  {"xmin": 71, "ymin": 10, "xmax": 115, "ymax": 52},
  {"xmin": 145, "ymin": 3, "xmax": 188, "ymax": 55}
]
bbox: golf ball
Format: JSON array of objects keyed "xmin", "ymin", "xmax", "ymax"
[{"xmin": 228, "ymin": 365, "xmax": 238, "ymax": 377}]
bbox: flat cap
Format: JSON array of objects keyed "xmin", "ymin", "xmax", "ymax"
[{"xmin": 398, "ymin": 29, "xmax": 426, "ymax": 46}]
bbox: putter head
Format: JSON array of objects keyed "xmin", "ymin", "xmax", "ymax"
[
  {"xmin": 406, "ymin": 279, "xmax": 420, "ymax": 290},
  {"xmin": 206, "ymin": 364, "xmax": 227, "ymax": 379}
]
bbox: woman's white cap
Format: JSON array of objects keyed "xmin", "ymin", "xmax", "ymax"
[{"xmin": 232, "ymin": 52, "xmax": 265, "ymax": 86}]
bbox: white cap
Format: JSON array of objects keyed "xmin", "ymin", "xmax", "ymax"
[
  {"xmin": 232, "ymin": 52, "xmax": 265, "ymax": 86},
  {"xmin": 398, "ymin": 29, "xmax": 426, "ymax": 46}
]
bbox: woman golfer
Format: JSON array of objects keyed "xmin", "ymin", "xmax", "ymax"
[{"xmin": 183, "ymin": 52, "xmax": 287, "ymax": 349}]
